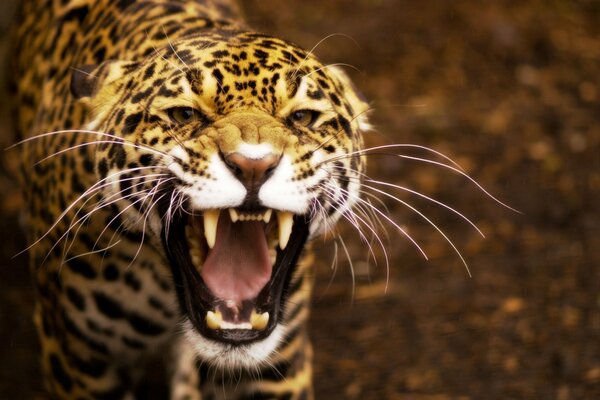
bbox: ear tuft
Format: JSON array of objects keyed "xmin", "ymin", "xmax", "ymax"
[
  {"xmin": 327, "ymin": 66, "xmax": 372, "ymax": 132},
  {"xmin": 70, "ymin": 60, "xmax": 139, "ymax": 100},
  {"xmin": 71, "ymin": 65, "xmax": 99, "ymax": 99}
]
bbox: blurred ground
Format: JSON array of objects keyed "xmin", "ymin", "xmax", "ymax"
[{"xmin": 1, "ymin": 0, "xmax": 599, "ymax": 399}]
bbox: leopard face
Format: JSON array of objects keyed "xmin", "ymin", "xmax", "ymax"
[{"xmin": 72, "ymin": 31, "xmax": 369, "ymax": 368}]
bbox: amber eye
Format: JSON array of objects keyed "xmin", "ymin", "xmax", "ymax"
[
  {"xmin": 289, "ymin": 109, "xmax": 320, "ymax": 128},
  {"xmin": 167, "ymin": 107, "xmax": 205, "ymax": 124}
]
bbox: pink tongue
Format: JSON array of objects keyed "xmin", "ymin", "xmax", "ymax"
[{"xmin": 200, "ymin": 214, "xmax": 271, "ymax": 303}]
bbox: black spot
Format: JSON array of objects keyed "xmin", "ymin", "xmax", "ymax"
[
  {"xmin": 254, "ymin": 49, "xmax": 268, "ymax": 59},
  {"xmin": 124, "ymin": 271, "xmax": 141, "ymax": 291},
  {"xmin": 61, "ymin": 5, "xmax": 88, "ymax": 23},
  {"xmin": 131, "ymin": 87, "xmax": 153, "ymax": 103},
  {"xmin": 116, "ymin": 0, "xmax": 135, "ymax": 10},
  {"xmin": 122, "ymin": 112, "xmax": 143, "ymax": 135},
  {"xmin": 143, "ymin": 64, "xmax": 156, "ymax": 80},
  {"xmin": 128, "ymin": 313, "xmax": 166, "ymax": 336},
  {"xmin": 103, "ymin": 264, "xmax": 119, "ymax": 281},
  {"xmin": 111, "ymin": 144, "xmax": 127, "ymax": 169},
  {"xmin": 212, "ymin": 68, "xmax": 224, "ymax": 87},
  {"xmin": 70, "ymin": 173, "xmax": 86, "ymax": 193},
  {"xmin": 212, "ymin": 50, "xmax": 229, "ymax": 58},
  {"xmin": 93, "ymin": 47, "xmax": 106, "ymax": 63},
  {"xmin": 122, "ymin": 336, "xmax": 146, "ymax": 349},
  {"xmin": 330, "ymin": 93, "xmax": 341, "ymax": 106},
  {"xmin": 83, "ymin": 157, "xmax": 94, "ymax": 173},
  {"xmin": 70, "ymin": 354, "xmax": 108, "ymax": 378},
  {"xmin": 50, "ymin": 354, "xmax": 73, "ymax": 392},
  {"xmin": 67, "ymin": 258, "xmax": 96, "ymax": 279},
  {"xmin": 66, "ymin": 287, "xmax": 86, "ymax": 311},
  {"xmin": 139, "ymin": 154, "xmax": 153, "ymax": 166},
  {"xmin": 323, "ymin": 144, "xmax": 336, "ymax": 153},
  {"xmin": 338, "ymin": 116, "xmax": 352, "ymax": 137},
  {"xmin": 93, "ymin": 292, "xmax": 126, "ymax": 319},
  {"xmin": 148, "ymin": 296, "xmax": 164, "ymax": 310},
  {"xmin": 157, "ymin": 86, "xmax": 179, "ymax": 97}
]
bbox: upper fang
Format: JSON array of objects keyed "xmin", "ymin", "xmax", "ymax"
[
  {"xmin": 277, "ymin": 211, "xmax": 294, "ymax": 250},
  {"xmin": 203, "ymin": 209, "xmax": 220, "ymax": 249}
]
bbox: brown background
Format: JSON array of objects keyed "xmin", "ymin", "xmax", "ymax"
[{"xmin": 1, "ymin": 1, "xmax": 599, "ymax": 398}]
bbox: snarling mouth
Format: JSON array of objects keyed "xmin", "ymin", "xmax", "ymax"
[{"xmin": 162, "ymin": 206, "xmax": 310, "ymax": 344}]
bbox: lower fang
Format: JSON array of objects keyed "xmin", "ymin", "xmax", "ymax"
[
  {"xmin": 206, "ymin": 311, "xmax": 222, "ymax": 330},
  {"xmin": 250, "ymin": 310, "xmax": 269, "ymax": 331}
]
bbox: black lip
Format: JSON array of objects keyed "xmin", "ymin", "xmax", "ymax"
[{"xmin": 161, "ymin": 210, "xmax": 310, "ymax": 345}]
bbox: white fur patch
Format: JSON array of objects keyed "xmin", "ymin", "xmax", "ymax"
[
  {"xmin": 183, "ymin": 320, "xmax": 285, "ymax": 370},
  {"xmin": 169, "ymin": 153, "xmax": 247, "ymax": 209},
  {"xmin": 259, "ymin": 154, "xmax": 328, "ymax": 214},
  {"xmin": 236, "ymin": 142, "xmax": 274, "ymax": 160}
]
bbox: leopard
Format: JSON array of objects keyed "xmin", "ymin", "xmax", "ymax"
[{"xmin": 11, "ymin": 0, "xmax": 371, "ymax": 398}]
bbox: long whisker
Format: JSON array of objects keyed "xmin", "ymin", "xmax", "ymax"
[
  {"xmin": 289, "ymin": 33, "xmax": 361, "ymax": 83},
  {"xmin": 324, "ymin": 166, "xmax": 484, "ymax": 237},
  {"xmin": 32, "ymin": 140, "xmax": 172, "ymax": 166},
  {"xmin": 317, "ymin": 143, "xmax": 465, "ymax": 171},
  {"xmin": 320, "ymin": 183, "xmax": 393, "ymax": 290},
  {"xmin": 317, "ymin": 180, "xmax": 428, "ymax": 261},
  {"xmin": 361, "ymin": 183, "xmax": 472, "ymax": 277},
  {"xmin": 396, "ymin": 154, "xmax": 519, "ymax": 213},
  {"xmin": 62, "ymin": 174, "xmax": 170, "ymax": 258},
  {"xmin": 7, "ymin": 129, "xmax": 172, "ymax": 158},
  {"xmin": 14, "ymin": 166, "xmax": 164, "ymax": 257}
]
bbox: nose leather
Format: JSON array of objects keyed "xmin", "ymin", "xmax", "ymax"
[{"xmin": 224, "ymin": 153, "xmax": 281, "ymax": 189}]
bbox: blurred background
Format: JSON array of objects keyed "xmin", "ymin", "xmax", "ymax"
[{"xmin": 1, "ymin": 0, "xmax": 599, "ymax": 398}]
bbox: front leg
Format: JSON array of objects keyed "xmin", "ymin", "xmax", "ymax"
[
  {"xmin": 35, "ymin": 302, "xmax": 137, "ymax": 399},
  {"xmin": 186, "ymin": 329, "xmax": 313, "ymax": 400},
  {"xmin": 31, "ymin": 231, "xmax": 178, "ymax": 399}
]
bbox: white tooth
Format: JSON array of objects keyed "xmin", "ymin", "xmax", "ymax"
[
  {"xmin": 277, "ymin": 211, "xmax": 294, "ymax": 250},
  {"xmin": 263, "ymin": 209, "xmax": 272, "ymax": 223},
  {"xmin": 229, "ymin": 208, "xmax": 239, "ymax": 223},
  {"xmin": 250, "ymin": 310, "xmax": 269, "ymax": 331},
  {"xmin": 203, "ymin": 209, "xmax": 220, "ymax": 249},
  {"xmin": 206, "ymin": 311, "xmax": 222, "ymax": 330},
  {"xmin": 191, "ymin": 254, "xmax": 201, "ymax": 268}
]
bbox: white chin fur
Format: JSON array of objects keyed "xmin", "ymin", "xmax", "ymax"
[{"xmin": 182, "ymin": 320, "xmax": 284, "ymax": 370}]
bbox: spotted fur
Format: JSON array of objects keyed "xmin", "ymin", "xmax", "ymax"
[{"xmin": 12, "ymin": 1, "xmax": 369, "ymax": 398}]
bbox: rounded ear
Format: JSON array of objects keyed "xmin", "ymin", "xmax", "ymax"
[
  {"xmin": 71, "ymin": 60, "xmax": 139, "ymax": 99},
  {"xmin": 327, "ymin": 66, "xmax": 372, "ymax": 132}
]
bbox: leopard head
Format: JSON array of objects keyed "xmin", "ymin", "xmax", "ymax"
[{"xmin": 72, "ymin": 31, "xmax": 370, "ymax": 368}]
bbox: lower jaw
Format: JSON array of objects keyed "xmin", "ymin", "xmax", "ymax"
[
  {"xmin": 161, "ymin": 213, "xmax": 311, "ymax": 346},
  {"xmin": 182, "ymin": 321, "xmax": 287, "ymax": 369}
]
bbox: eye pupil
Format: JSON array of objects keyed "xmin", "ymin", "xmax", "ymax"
[
  {"xmin": 181, "ymin": 109, "xmax": 193, "ymax": 120},
  {"xmin": 289, "ymin": 109, "xmax": 319, "ymax": 128},
  {"xmin": 168, "ymin": 107, "xmax": 205, "ymax": 124},
  {"xmin": 293, "ymin": 111, "xmax": 305, "ymax": 120}
]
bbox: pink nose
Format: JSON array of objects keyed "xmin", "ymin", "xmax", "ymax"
[{"xmin": 223, "ymin": 153, "xmax": 281, "ymax": 188}]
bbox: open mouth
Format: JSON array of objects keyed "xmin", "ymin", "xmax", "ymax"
[{"xmin": 162, "ymin": 206, "xmax": 310, "ymax": 345}]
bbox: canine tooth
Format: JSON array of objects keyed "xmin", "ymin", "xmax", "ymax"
[
  {"xmin": 277, "ymin": 211, "xmax": 294, "ymax": 250},
  {"xmin": 204, "ymin": 209, "xmax": 220, "ymax": 249},
  {"xmin": 191, "ymin": 254, "xmax": 202, "ymax": 268},
  {"xmin": 229, "ymin": 208, "xmax": 239, "ymax": 223},
  {"xmin": 206, "ymin": 311, "xmax": 222, "ymax": 330},
  {"xmin": 250, "ymin": 310, "xmax": 269, "ymax": 331},
  {"xmin": 263, "ymin": 209, "xmax": 272, "ymax": 223}
]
